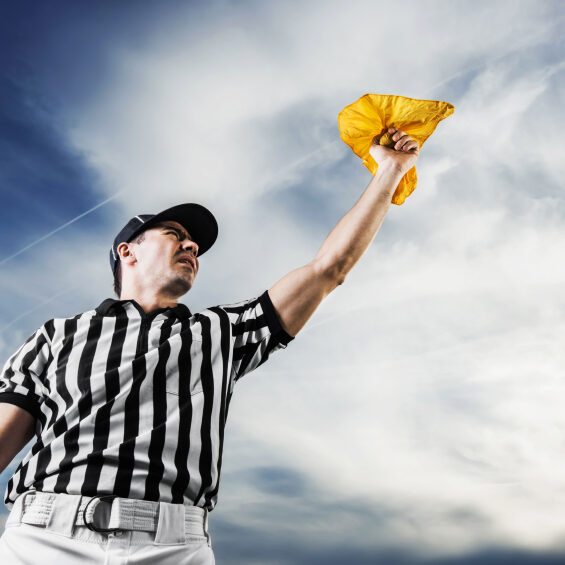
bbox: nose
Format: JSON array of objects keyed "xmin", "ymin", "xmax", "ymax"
[{"xmin": 182, "ymin": 238, "xmax": 199, "ymax": 257}]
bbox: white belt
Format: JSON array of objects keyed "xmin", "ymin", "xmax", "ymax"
[{"xmin": 19, "ymin": 491, "xmax": 208, "ymax": 537}]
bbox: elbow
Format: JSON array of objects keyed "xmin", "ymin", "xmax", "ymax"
[
  {"xmin": 334, "ymin": 268, "xmax": 349, "ymax": 286},
  {"xmin": 313, "ymin": 257, "xmax": 349, "ymax": 289},
  {"xmin": 330, "ymin": 264, "xmax": 348, "ymax": 286}
]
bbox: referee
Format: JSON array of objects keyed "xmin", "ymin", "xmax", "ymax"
[{"xmin": 0, "ymin": 127, "xmax": 419, "ymax": 564}]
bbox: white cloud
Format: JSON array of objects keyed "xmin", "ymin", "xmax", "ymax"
[
  {"xmin": 2, "ymin": 0, "xmax": 565, "ymax": 560},
  {"xmin": 67, "ymin": 0, "xmax": 563, "ymax": 206}
]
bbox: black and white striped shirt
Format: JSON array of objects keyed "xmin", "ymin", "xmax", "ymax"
[{"xmin": 0, "ymin": 291, "xmax": 293, "ymax": 510}]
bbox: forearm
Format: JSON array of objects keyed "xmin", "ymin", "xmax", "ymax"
[
  {"xmin": 268, "ymin": 128, "xmax": 417, "ymax": 337},
  {"xmin": 314, "ymin": 163, "xmax": 404, "ymax": 281},
  {"xmin": 0, "ymin": 403, "xmax": 35, "ymax": 474}
]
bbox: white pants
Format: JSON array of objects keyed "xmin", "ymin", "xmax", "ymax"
[{"xmin": 0, "ymin": 491, "xmax": 215, "ymax": 565}]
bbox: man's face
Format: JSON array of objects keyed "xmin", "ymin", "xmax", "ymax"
[{"xmin": 126, "ymin": 220, "xmax": 200, "ymax": 297}]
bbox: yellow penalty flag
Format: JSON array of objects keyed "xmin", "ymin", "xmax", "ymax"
[{"xmin": 338, "ymin": 94, "xmax": 454, "ymax": 205}]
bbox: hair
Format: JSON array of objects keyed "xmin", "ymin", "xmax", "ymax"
[{"xmin": 113, "ymin": 230, "xmax": 146, "ymax": 297}]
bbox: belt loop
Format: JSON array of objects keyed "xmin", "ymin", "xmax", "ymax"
[
  {"xmin": 204, "ymin": 507, "xmax": 212, "ymax": 548},
  {"xmin": 154, "ymin": 502, "xmax": 186, "ymax": 545},
  {"xmin": 46, "ymin": 494, "xmax": 82, "ymax": 537},
  {"xmin": 6, "ymin": 490, "xmax": 36, "ymax": 527}
]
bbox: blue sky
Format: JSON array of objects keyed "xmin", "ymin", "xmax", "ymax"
[{"xmin": 1, "ymin": 1, "xmax": 565, "ymax": 563}]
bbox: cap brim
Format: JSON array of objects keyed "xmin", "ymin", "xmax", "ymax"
[{"xmin": 129, "ymin": 203, "xmax": 218, "ymax": 256}]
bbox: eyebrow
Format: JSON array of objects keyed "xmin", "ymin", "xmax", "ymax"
[{"xmin": 159, "ymin": 224, "xmax": 192, "ymax": 241}]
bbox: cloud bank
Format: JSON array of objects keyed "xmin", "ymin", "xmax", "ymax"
[{"xmin": 1, "ymin": 1, "xmax": 564, "ymax": 563}]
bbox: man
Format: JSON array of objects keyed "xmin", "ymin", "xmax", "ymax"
[{"xmin": 0, "ymin": 127, "xmax": 419, "ymax": 564}]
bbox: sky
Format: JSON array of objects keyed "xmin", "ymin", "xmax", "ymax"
[{"xmin": 1, "ymin": 0, "xmax": 564, "ymax": 563}]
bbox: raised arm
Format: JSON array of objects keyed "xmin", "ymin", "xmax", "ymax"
[{"xmin": 268, "ymin": 127, "xmax": 419, "ymax": 336}]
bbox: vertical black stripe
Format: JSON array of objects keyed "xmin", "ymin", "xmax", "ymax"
[
  {"xmin": 40, "ymin": 321, "xmax": 56, "ymax": 415},
  {"xmin": 144, "ymin": 317, "xmax": 175, "ymax": 500},
  {"xmin": 5, "ymin": 476, "xmax": 15, "ymax": 502},
  {"xmin": 43, "ymin": 319, "xmax": 56, "ymax": 342},
  {"xmin": 19, "ymin": 333, "xmax": 47, "ymax": 395},
  {"xmin": 36, "ymin": 396, "xmax": 57, "ymax": 438},
  {"xmin": 7, "ymin": 458, "xmax": 26, "ymax": 501},
  {"xmin": 113, "ymin": 313, "xmax": 148, "ymax": 497},
  {"xmin": 195, "ymin": 315, "xmax": 214, "ymax": 504},
  {"xmin": 82, "ymin": 306, "xmax": 128, "ymax": 494},
  {"xmin": 170, "ymin": 320, "xmax": 193, "ymax": 503},
  {"xmin": 55, "ymin": 316, "xmax": 103, "ymax": 491}
]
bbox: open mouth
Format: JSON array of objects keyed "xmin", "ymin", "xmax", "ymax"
[{"xmin": 178, "ymin": 258, "xmax": 194, "ymax": 269}]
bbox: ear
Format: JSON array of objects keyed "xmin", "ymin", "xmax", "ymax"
[{"xmin": 117, "ymin": 242, "xmax": 136, "ymax": 266}]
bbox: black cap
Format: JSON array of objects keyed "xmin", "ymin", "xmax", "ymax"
[{"xmin": 109, "ymin": 203, "xmax": 218, "ymax": 274}]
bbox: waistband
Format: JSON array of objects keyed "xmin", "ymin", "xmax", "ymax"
[{"xmin": 8, "ymin": 490, "xmax": 210, "ymax": 545}]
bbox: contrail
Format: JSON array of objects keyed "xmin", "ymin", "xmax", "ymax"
[
  {"xmin": 422, "ymin": 14, "xmax": 565, "ymax": 98},
  {"xmin": 0, "ymin": 285, "xmax": 77, "ymax": 334},
  {"xmin": 0, "ymin": 192, "xmax": 122, "ymax": 267}
]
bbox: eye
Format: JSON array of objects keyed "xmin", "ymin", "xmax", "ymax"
[{"xmin": 164, "ymin": 230, "xmax": 180, "ymax": 239}]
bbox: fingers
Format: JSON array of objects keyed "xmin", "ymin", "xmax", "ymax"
[
  {"xmin": 402, "ymin": 140, "xmax": 419, "ymax": 152},
  {"xmin": 388, "ymin": 127, "xmax": 418, "ymax": 152},
  {"xmin": 393, "ymin": 130, "xmax": 410, "ymax": 151}
]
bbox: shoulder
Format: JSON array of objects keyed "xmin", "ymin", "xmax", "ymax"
[
  {"xmin": 38, "ymin": 306, "xmax": 99, "ymax": 342},
  {"xmin": 197, "ymin": 292, "xmax": 269, "ymax": 320}
]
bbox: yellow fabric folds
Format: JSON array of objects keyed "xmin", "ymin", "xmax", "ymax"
[{"xmin": 338, "ymin": 94, "xmax": 454, "ymax": 205}]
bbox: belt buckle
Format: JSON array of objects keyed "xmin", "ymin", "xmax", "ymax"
[{"xmin": 82, "ymin": 495, "xmax": 121, "ymax": 533}]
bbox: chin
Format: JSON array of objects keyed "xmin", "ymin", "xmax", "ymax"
[{"xmin": 165, "ymin": 276, "xmax": 193, "ymax": 297}]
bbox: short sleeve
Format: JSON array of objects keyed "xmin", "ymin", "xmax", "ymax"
[
  {"xmin": 0, "ymin": 326, "xmax": 51, "ymax": 420},
  {"xmin": 217, "ymin": 291, "xmax": 294, "ymax": 381}
]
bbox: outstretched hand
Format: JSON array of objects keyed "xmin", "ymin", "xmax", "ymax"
[{"xmin": 369, "ymin": 127, "xmax": 419, "ymax": 176}]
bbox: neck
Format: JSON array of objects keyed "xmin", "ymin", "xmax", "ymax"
[{"xmin": 119, "ymin": 288, "xmax": 179, "ymax": 315}]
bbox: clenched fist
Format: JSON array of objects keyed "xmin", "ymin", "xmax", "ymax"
[{"xmin": 369, "ymin": 127, "xmax": 419, "ymax": 176}]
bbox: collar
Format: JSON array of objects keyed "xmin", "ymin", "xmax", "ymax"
[{"xmin": 96, "ymin": 298, "xmax": 192, "ymax": 320}]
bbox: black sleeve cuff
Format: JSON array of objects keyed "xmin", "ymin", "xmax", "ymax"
[
  {"xmin": 259, "ymin": 291, "xmax": 295, "ymax": 346},
  {"xmin": 0, "ymin": 393, "xmax": 41, "ymax": 420}
]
